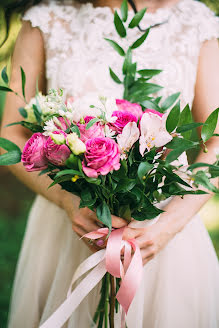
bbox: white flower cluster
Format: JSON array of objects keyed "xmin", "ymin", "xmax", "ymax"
[{"xmin": 24, "ymin": 89, "xmax": 66, "ymax": 124}]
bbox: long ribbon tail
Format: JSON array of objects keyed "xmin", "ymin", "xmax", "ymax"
[
  {"xmin": 116, "ymin": 239, "xmax": 143, "ymax": 314},
  {"xmin": 67, "ymin": 249, "xmax": 106, "ymax": 297},
  {"xmin": 40, "ymin": 255, "xmax": 106, "ymax": 328}
]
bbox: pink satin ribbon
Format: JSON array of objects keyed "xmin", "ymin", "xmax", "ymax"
[
  {"xmin": 40, "ymin": 227, "xmax": 143, "ymax": 328},
  {"xmin": 84, "ymin": 227, "xmax": 143, "ymax": 314}
]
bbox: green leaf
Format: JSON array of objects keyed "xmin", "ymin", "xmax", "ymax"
[
  {"xmin": 85, "ymin": 118, "xmax": 100, "ymax": 130},
  {"xmin": 55, "ymin": 169, "xmax": 82, "ymax": 178},
  {"xmin": 0, "ymin": 137, "xmax": 21, "ymax": 152},
  {"xmin": 20, "ymin": 66, "xmax": 26, "ymax": 101},
  {"xmin": 166, "ymin": 137, "xmax": 198, "ymax": 150},
  {"xmin": 48, "ymin": 175, "xmax": 73, "ymax": 188},
  {"xmin": 0, "ymin": 137, "xmax": 21, "ymax": 166},
  {"xmin": 0, "ymin": 150, "xmax": 21, "ymax": 166},
  {"xmin": 1, "ymin": 66, "xmax": 8, "ymax": 84},
  {"xmin": 201, "ymin": 108, "xmax": 219, "ymax": 143},
  {"xmin": 176, "ymin": 122, "xmax": 203, "ymax": 133},
  {"xmin": 104, "ymin": 38, "xmax": 125, "ymax": 56},
  {"xmin": 137, "ymin": 69, "xmax": 162, "ymax": 77},
  {"xmin": 65, "ymin": 154, "xmax": 79, "ymax": 169},
  {"xmin": 115, "ymin": 179, "xmax": 136, "ymax": 193},
  {"xmin": 132, "ymin": 199, "xmax": 163, "ymax": 221},
  {"xmin": 140, "ymin": 100, "xmax": 161, "ymax": 112},
  {"xmin": 137, "ymin": 161, "xmax": 153, "ymax": 181},
  {"xmin": 131, "ymin": 28, "xmax": 150, "ymax": 49},
  {"xmin": 188, "ymin": 162, "xmax": 219, "ymax": 172},
  {"xmin": 193, "ymin": 171, "xmax": 218, "ymax": 193},
  {"xmin": 165, "ymin": 137, "xmax": 199, "ymax": 163},
  {"xmin": 70, "ymin": 125, "xmax": 80, "ymax": 137},
  {"xmin": 18, "ymin": 107, "xmax": 28, "ymax": 118},
  {"xmin": 128, "ymin": 8, "xmax": 146, "ymax": 28},
  {"xmin": 32, "ymin": 104, "xmax": 42, "ymax": 124},
  {"xmin": 0, "ymin": 86, "xmax": 13, "ymax": 92},
  {"xmin": 118, "ymin": 204, "xmax": 131, "ymax": 221},
  {"xmin": 121, "ymin": 0, "xmax": 128, "ymax": 22},
  {"xmin": 161, "ymin": 92, "xmax": 180, "ymax": 111},
  {"xmin": 178, "ymin": 104, "xmax": 193, "ymax": 139},
  {"xmin": 109, "ymin": 67, "xmax": 122, "ymax": 84},
  {"xmin": 114, "ymin": 11, "xmax": 126, "ymax": 37},
  {"xmin": 122, "ymin": 47, "xmax": 132, "ymax": 74},
  {"xmin": 84, "ymin": 176, "xmax": 102, "ymax": 185},
  {"xmin": 96, "ymin": 201, "xmax": 112, "ymax": 230},
  {"xmin": 166, "ymin": 101, "xmax": 180, "ymax": 133},
  {"xmin": 129, "ymin": 82, "xmax": 163, "ymax": 95},
  {"xmin": 80, "ymin": 189, "xmax": 96, "ymax": 207}
]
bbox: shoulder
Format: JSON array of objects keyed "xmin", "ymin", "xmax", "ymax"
[
  {"xmin": 22, "ymin": 1, "xmax": 79, "ymax": 34},
  {"xmin": 176, "ymin": 0, "xmax": 219, "ymax": 42}
]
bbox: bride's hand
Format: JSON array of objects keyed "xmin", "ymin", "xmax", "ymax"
[
  {"xmin": 63, "ymin": 193, "xmax": 127, "ymax": 253},
  {"xmin": 122, "ymin": 221, "xmax": 175, "ymax": 265}
]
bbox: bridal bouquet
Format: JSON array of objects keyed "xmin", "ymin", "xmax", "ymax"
[{"xmin": 0, "ymin": 0, "xmax": 218, "ymax": 327}]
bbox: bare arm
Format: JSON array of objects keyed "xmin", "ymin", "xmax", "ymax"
[
  {"xmin": 0, "ymin": 22, "xmax": 126, "ymax": 251},
  {"xmin": 124, "ymin": 39, "xmax": 219, "ymax": 264}
]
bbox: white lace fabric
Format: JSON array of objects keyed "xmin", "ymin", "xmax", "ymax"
[{"xmin": 23, "ymin": 0, "xmax": 219, "ymax": 107}]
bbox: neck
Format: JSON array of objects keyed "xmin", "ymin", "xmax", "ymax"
[{"xmin": 92, "ymin": 0, "xmax": 180, "ymax": 13}]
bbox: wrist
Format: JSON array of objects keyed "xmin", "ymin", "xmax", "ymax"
[{"xmin": 60, "ymin": 190, "xmax": 80, "ymax": 215}]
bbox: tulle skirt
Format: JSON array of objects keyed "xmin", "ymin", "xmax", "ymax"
[{"xmin": 8, "ymin": 195, "xmax": 219, "ymax": 328}]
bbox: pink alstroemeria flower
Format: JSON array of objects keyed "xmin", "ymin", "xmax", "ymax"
[{"xmin": 139, "ymin": 110, "xmax": 172, "ymax": 156}]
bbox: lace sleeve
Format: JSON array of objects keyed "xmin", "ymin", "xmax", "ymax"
[
  {"xmin": 22, "ymin": 3, "xmax": 52, "ymax": 44},
  {"xmin": 22, "ymin": 1, "xmax": 78, "ymax": 86},
  {"xmin": 196, "ymin": 1, "xmax": 219, "ymax": 43}
]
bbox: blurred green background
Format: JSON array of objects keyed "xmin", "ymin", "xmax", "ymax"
[{"xmin": 0, "ymin": 0, "xmax": 219, "ymax": 327}]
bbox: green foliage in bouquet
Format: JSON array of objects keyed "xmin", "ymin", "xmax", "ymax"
[{"xmin": 0, "ymin": 0, "xmax": 219, "ymax": 236}]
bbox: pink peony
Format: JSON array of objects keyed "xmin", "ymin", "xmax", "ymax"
[
  {"xmin": 21, "ymin": 133, "xmax": 48, "ymax": 172},
  {"xmin": 44, "ymin": 136, "xmax": 71, "ymax": 166},
  {"xmin": 116, "ymin": 99, "xmax": 143, "ymax": 119},
  {"xmin": 77, "ymin": 116, "xmax": 104, "ymax": 143},
  {"xmin": 82, "ymin": 137, "xmax": 121, "ymax": 178},
  {"xmin": 110, "ymin": 111, "xmax": 138, "ymax": 134}
]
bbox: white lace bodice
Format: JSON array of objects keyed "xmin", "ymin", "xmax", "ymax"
[{"xmin": 23, "ymin": 0, "xmax": 219, "ymax": 107}]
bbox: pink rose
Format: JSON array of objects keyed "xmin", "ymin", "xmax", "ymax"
[
  {"xmin": 116, "ymin": 99, "xmax": 143, "ymax": 119},
  {"xmin": 110, "ymin": 111, "xmax": 138, "ymax": 134},
  {"xmin": 77, "ymin": 116, "xmax": 104, "ymax": 143},
  {"xmin": 82, "ymin": 137, "xmax": 121, "ymax": 178},
  {"xmin": 21, "ymin": 133, "xmax": 48, "ymax": 172},
  {"xmin": 44, "ymin": 135, "xmax": 71, "ymax": 166}
]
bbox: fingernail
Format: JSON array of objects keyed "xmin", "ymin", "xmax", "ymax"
[{"xmin": 96, "ymin": 239, "xmax": 105, "ymax": 247}]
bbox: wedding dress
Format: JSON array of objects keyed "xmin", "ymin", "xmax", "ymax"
[{"xmin": 7, "ymin": 0, "xmax": 219, "ymax": 327}]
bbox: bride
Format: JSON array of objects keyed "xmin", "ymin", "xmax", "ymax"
[{"xmin": 2, "ymin": 0, "xmax": 219, "ymax": 327}]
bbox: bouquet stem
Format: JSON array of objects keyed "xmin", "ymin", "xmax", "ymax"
[
  {"xmin": 105, "ymin": 273, "xmax": 110, "ymax": 328},
  {"xmin": 109, "ymin": 275, "xmax": 115, "ymax": 328}
]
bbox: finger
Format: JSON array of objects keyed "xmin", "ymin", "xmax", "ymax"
[
  {"xmin": 111, "ymin": 215, "xmax": 128, "ymax": 228},
  {"xmin": 122, "ymin": 227, "xmax": 142, "ymax": 240},
  {"xmin": 141, "ymin": 246, "xmax": 155, "ymax": 262},
  {"xmin": 78, "ymin": 215, "xmax": 103, "ymax": 233},
  {"xmin": 143, "ymin": 255, "xmax": 154, "ymax": 266},
  {"xmin": 135, "ymin": 234, "xmax": 154, "ymax": 249},
  {"xmin": 73, "ymin": 224, "xmax": 102, "ymax": 253}
]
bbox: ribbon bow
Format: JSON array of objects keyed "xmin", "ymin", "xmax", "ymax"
[{"xmin": 40, "ymin": 227, "xmax": 143, "ymax": 328}]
